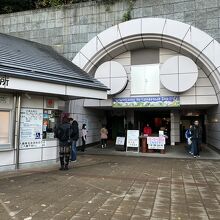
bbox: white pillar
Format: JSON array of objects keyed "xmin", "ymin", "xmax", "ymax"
[{"xmin": 170, "ymin": 110, "xmax": 180, "ymax": 146}]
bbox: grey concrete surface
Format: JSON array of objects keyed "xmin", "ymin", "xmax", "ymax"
[
  {"xmin": 82, "ymin": 143, "xmax": 220, "ymax": 160},
  {"xmin": 0, "ymin": 153, "xmax": 219, "ymax": 220}
]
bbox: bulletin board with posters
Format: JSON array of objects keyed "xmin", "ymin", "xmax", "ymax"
[
  {"xmin": 20, "ymin": 108, "xmax": 43, "ymax": 148},
  {"xmin": 126, "ymin": 130, "xmax": 139, "ymax": 152}
]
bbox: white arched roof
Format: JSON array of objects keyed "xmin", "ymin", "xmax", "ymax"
[{"xmin": 72, "ymin": 18, "xmax": 220, "ymax": 95}]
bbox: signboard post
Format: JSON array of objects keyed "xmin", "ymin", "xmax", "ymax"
[
  {"xmin": 20, "ymin": 108, "xmax": 43, "ymax": 148},
  {"xmin": 116, "ymin": 137, "xmax": 125, "ymax": 146},
  {"xmin": 126, "ymin": 130, "xmax": 139, "ymax": 153},
  {"xmin": 147, "ymin": 136, "xmax": 166, "ymax": 150}
]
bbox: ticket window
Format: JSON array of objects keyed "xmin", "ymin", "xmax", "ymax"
[{"xmin": 43, "ymin": 110, "xmax": 61, "ymax": 139}]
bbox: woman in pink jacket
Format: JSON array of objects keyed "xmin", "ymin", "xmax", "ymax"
[{"xmin": 100, "ymin": 126, "xmax": 108, "ymax": 148}]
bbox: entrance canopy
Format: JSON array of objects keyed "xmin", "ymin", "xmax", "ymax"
[
  {"xmin": 72, "ymin": 18, "xmax": 220, "ymax": 97},
  {"xmin": 0, "ymin": 33, "xmax": 107, "ymax": 99}
]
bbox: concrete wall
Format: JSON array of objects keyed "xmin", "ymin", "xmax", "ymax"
[
  {"xmin": 68, "ymin": 99, "xmax": 105, "ymax": 146},
  {"xmin": 0, "ymin": 0, "xmax": 220, "ymax": 149},
  {"xmin": 0, "ymin": 0, "xmax": 220, "ymax": 61}
]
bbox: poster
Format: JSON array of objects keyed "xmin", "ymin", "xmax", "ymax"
[
  {"xmin": 116, "ymin": 137, "xmax": 125, "ymax": 145},
  {"xmin": 20, "ymin": 108, "xmax": 43, "ymax": 148},
  {"xmin": 147, "ymin": 136, "xmax": 165, "ymax": 150},
  {"xmin": 126, "ymin": 130, "xmax": 139, "ymax": 152}
]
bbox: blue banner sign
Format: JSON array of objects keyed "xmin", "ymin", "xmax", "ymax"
[{"xmin": 112, "ymin": 96, "xmax": 180, "ymax": 108}]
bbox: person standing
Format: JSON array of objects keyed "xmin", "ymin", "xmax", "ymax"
[
  {"xmin": 185, "ymin": 125, "xmax": 192, "ymax": 154},
  {"xmin": 81, "ymin": 123, "xmax": 87, "ymax": 152},
  {"xmin": 56, "ymin": 117, "xmax": 71, "ymax": 170},
  {"xmin": 69, "ymin": 118, "xmax": 79, "ymax": 161},
  {"xmin": 100, "ymin": 126, "xmax": 108, "ymax": 148},
  {"xmin": 190, "ymin": 120, "xmax": 202, "ymax": 158},
  {"xmin": 143, "ymin": 124, "xmax": 152, "ymax": 136}
]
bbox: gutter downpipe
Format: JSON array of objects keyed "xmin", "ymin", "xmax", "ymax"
[{"xmin": 14, "ymin": 94, "xmax": 21, "ymax": 170}]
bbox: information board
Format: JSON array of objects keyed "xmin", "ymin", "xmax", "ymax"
[
  {"xmin": 116, "ymin": 137, "xmax": 125, "ymax": 145},
  {"xmin": 112, "ymin": 96, "xmax": 180, "ymax": 108},
  {"xmin": 147, "ymin": 136, "xmax": 165, "ymax": 150},
  {"xmin": 20, "ymin": 108, "xmax": 43, "ymax": 148},
  {"xmin": 126, "ymin": 130, "xmax": 139, "ymax": 152}
]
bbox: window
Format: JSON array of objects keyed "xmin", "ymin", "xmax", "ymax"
[
  {"xmin": 131, "ymin": 64, "xmax": 160, "ymax": 95},
  {"xmin": 43, "ymin": 109, "xmax": 62, "ymax": 139},
  {"xmin": 0, "ymin": 111, "xmax": 10, "ymax": 146}
]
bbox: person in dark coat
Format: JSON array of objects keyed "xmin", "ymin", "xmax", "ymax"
[
  {"xmin": 190, "ymin": 120, "xmax": 202, "ymax": 158},
  {"xmin": 69, "ymin": 118, "xmax": 79, "ymax": 161},
  {"xmin": 56, "ymin": 117, "xmax": 71, "ymax": 170}
]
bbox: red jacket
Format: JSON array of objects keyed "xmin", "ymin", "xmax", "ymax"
[{"xmin": 143, "ymin": 126, "xmax": 152, "ymax": 136}]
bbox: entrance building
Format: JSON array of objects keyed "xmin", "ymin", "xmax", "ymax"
[
  {"xmin": 72, "ymin": 18, "xmax": 220, "ymax": 150},
  {"xmin": 0, "ymin": 33, "xmax": 107, "ymax": 171}
]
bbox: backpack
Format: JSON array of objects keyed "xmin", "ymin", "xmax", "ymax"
[{"xmin": 58, "ymin": 124, "xmax": 70, "ymax": 142}]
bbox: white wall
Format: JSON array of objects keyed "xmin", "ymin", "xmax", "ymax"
[
  {"xmin": 69, "ymin": 99, "xmax": 105, "ymax": 146},
  {"xmin": 84, "ymin": 48, "xmax": 218, "ymax": 107},
  {"xmin": 0, "ymin": 94, "xmax": 60, "ymax": 171}
]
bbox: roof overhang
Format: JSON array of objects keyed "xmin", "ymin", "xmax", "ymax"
[
  {"xmin": 0, "ymin": 76, "xmax": 107, "ymax": 100},
  {"xmin": 0, "ymin": 33, "xmax": 108, "ymax": 100}
]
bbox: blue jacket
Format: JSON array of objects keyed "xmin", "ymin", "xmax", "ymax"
[{"xmin": 185, "ymin": 129, "xmax": 191, "ymax": 139}]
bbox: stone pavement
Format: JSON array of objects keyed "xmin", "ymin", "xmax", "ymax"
[
  {"xmin": 82, "ymin": 143, "xmax": 220, "ymax": 160},
  {"xmin": 0, "ymin": 154, "xmax": 219, "ymax": 220}
]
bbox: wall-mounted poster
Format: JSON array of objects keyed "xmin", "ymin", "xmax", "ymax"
[{"xmin": 20, "ymin": 108, "xmax": 43, "ymax": 148}]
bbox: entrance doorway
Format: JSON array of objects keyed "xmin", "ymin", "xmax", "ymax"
[
  {"xmin": 180, "ymin": 110, "xmax": 206, "ymax": 143},
  {"xmin": 134, "ymin": 110, "xmax": 171, "ymax": 144}
]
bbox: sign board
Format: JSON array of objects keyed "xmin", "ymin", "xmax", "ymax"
[
  {"xmin": 20, "ymin": 108, "xmax": 43, "ymax": 148},
  {"xmin": 0, "ymin": 75, "xmax": 9, "ymax": 87},
  {"xmin": 147, "ymin": 136, "xmax": 165, "ymax": 150},
  {"xmin": 126, "ymin": 130, "xmax": 139, "ymax": 152},
  {"xmin": 112, "ymin": 96, "xmax": 180, "ymax": 108},
  {"xmin": 116, "ymin": 137, "xmax": 125, "ymax": 145},
  {"xmin": 46, "ymin": 99, "xmax": 55, "ymax": 108},
  {"xmin": 159, "ymin": 130, "xmax": 164, "ymax": 136}
]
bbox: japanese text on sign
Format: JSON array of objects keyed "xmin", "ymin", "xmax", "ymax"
[
  {"xmin": 126, "ymin": 130, "xmax": 139, "ymax": 151},
  {"xmin": 147, "ymin": 136, "xmax": 165, "ymax": 149},
  {"xmin": 20, "ymin": 108, "xmax": 43, "ymax": 148},
  {"xmin": 0, "ymin": 75, "xmax": 9, "ymax": 87}
]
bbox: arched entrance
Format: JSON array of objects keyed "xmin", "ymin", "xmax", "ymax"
[
  {"xmin": 73, "ymin": 18, "xmax": 220, "ymax": 93},
  {"xmin": 72, "ymin": 18, "xmax": 220, "ymax": 151}
]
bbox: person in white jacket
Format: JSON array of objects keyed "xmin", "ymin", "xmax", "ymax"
[{"xmin": 81, "ymin": 123, "xmax": 87, "ymax": 152}]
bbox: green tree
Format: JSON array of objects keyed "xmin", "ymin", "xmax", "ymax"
[{"xmin": 0, "ymin": 0, "xmax": 35, "ymax": 14}]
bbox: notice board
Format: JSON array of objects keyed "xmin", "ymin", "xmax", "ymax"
[
  {"xmin": 126, "ymin": 130, "xmax": 139, "ymax": 152},
  {"xmin": 116, "ymin": 137, "xmax": 125, "ymax": 146},
  {"xmin": 20, "ymin": 108, "xmax": 43, "ymax": 148},
  {"xmin": 147, "ymin": 136, "xmax": 165, "ymax": 150}
]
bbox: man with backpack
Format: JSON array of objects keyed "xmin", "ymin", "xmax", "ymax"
[{"xmin": 56, "ymin": 116, "xmax": 72, "ymax": 170}]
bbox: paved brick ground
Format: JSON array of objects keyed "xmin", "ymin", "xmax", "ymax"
[{"xmin": 0, "ymin": 155, "xmax": 219, "ymax": 220}]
